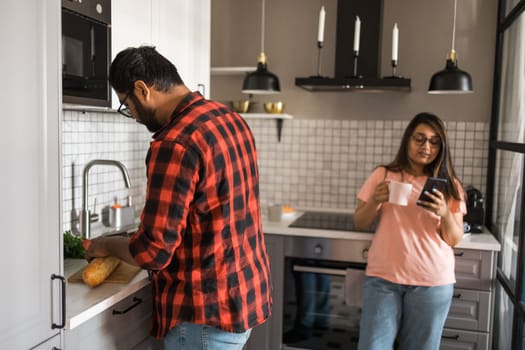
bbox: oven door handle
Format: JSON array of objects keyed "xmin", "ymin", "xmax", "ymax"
[{"xmin": 293, "ymin": 265, "xmax": 350, "ymax": 276}]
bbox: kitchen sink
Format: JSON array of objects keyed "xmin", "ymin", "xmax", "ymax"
[{"xmin": 99, "ymin": 222, "xmax": 138, "ymax": 238}]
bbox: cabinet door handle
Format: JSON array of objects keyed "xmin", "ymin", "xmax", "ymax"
[
  {"xmin": 452, "ymin": 293, "xmax": 462, "ymax": 298},
  {"xmin": 112, "ymin": 297, "xmax": 143, "ymax": 315},
  {"xmin": 197, "ymin": 83, "xmax": 206, "ymax": 96},
  {"xmin": 441, "ymin": 334, "xmax": 460, "ymax": 340},
  {"xmin": 454, "ymin": 251, "xmax": 465, "ymax": 257},
  {"xmin": 293, "ymin": 264, "xmax": 348, "ymax": 276},
  {"xmin": 51, "ymin": 274, "xmax": 66, "ymax": 329}
]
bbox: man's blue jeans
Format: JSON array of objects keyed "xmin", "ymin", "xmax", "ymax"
[
  {"xmin": 358, "ymin": 276, "xmax": 453, "ymax": 350},
  {"xmin": 163, "ymin": 322, "xmax": 252, "ymax": 350},
  {"xmin": 295, "ymin": 272, "xmax": 331, "ymax": 331}
]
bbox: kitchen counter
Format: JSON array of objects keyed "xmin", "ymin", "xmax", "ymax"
[
  {"xmin": 263, "ymin": 209, "xmax": 501, "ymax": 252},
  {"xmin": 64, "ymin": 259, "xmax": 150, "ymax": 330},
  {"xmin": 64, "ymin": 209, "xmax": 499, "ymax": 330}
]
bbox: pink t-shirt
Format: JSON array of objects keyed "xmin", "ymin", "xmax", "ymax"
[{"xmin": 357, "ymin": 167, "xmax": 467, "ymax": 286}]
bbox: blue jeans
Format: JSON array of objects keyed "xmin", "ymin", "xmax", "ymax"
[
  {"xmin": 163, "ymin": 322, "xmax": 252, "ymax": 350},
  {"xmin": 295, "ymin": 272, "xmax": 331, "ymax": 330},
  {"xmin": 358, "ymin": 276, "xmax": 453, "ymax": 350}
]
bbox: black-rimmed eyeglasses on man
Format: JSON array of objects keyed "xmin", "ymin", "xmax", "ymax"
[{"xmin": 117, "ymin": 91, "xmax": 133, "ymax": 118}]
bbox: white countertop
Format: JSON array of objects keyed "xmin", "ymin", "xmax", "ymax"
[
  {"xmin": 64, "ymin": 259, "xmax": 150, "ymax": 330},
  {"xmin": 262, "ymin": 209, "xmax": 501, "ymax": 251}
]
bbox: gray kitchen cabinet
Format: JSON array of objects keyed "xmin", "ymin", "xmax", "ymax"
[
  {"xmin": 245, "ymin": 234, "xmax": 285, "ymax": 350},
  {"xmin": 440, "ymin": 248, "xmax": 498, "ymax": 350},
  {"xmin": 454, "ymin": 249, "xmax": 497, "ymax": 291},
  {"xmin": 440, "ymin": 329, "xmax": 490, "ymax": 350},
  {"xmin": 0, "ymin": 1, "xmax": 62, "ymax": 349},
  {"xmin": 65, "ymin": 285, "xmax": 154, "ymax": 349},
  {"xmin": 445, "ymin": 288, "xmax": 492, "ymax": 332}
]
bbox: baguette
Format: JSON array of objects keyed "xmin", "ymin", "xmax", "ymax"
[{"xmin": 82, "ymin": 257, "xmax": 121, "ymax": 287}]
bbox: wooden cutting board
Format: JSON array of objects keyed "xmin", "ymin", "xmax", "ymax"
[{"xmin": 68, "ymin": 260, "xmax": 142, "ymax": 285}]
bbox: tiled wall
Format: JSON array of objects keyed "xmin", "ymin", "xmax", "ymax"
[
  {"xmin": 61, "ymin": 112, "xmax": 489, "ymax": 233},
  {"xmin": 252, "ymin": 119, "xmax": 489, "ymax": 210},
  {"xmin": 62, "ymin": 110, "xmax": 150, "ymax": 233}
]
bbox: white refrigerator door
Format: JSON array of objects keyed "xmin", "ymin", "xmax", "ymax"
[{"xmin": 0, "ymin": 0, "xmax": 62, "ymax": 348}]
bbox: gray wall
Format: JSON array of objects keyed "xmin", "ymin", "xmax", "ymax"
[{"xmin": 211, "ymin": 0, "xmax": 498, "ymax": 121}]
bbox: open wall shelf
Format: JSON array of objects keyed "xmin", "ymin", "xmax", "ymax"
[{"xmin": 241, "ymin": 113, "xmax": 293, "ymax": 142}]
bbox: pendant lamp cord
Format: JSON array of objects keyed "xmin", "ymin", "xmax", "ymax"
[
  {"xmin": 261, "ymin": 0, "xmax": 266, "ymax": 53},
  {"xmin": 451, "ymin": 0, "xmax": 457, "ymax": 51}
]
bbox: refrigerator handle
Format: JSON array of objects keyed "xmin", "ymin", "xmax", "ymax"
[{"xmin": 51, "ymin": 274, "xmax": 66, "ymax": 329}]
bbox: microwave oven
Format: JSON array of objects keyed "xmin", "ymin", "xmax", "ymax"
[{"xmin": 62, "ymin": 0, "xmax": 111, "ymax": 107}]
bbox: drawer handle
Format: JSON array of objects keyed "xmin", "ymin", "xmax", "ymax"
[
  {"xmin": 112, "ymin": 297, "xmax": 143, "ymax": 315},
  {"xmin": 293, "ymin": 264, "xmax": 348, "ymax": 276},
  {"xmin": 452, "ymin": 293, "xmax": 462, "ymax": 298},
  {"xmin": 454, "ymin": 252, "xmax": 465, "ymax": 257},
  {"xmin": 442, "ymin": 334, "xmax": 460, "ymax": 340}
]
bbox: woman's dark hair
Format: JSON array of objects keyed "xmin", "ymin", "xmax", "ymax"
[
  {"xmin": 108, "ymin": 46, "xmax": 184, "ymax": 93},
  {"xmin": 383, "ymin": 112, "xmax": 463, "ymax": 200}
]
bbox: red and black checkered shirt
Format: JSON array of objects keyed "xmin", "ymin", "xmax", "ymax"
[{"xmin": 129, "ymin": 92, "xmax": 272, "ymax": 338}]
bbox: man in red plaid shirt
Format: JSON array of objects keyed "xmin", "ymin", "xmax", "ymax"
[{"xmin": 86, "ymin": 46, "xmax": 272, "ymax": 349}]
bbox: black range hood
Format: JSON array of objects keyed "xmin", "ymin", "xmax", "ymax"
[
  {"xmin": 295, "ymin": 76, "xmax": 411, "ymax": 92},
  {"xmin": 295, "ymin": 0, "xmax": 411, "ymax": 92}
]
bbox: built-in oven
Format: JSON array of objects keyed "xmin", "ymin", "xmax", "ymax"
[
  {"xmin": 62, "ymin": 0, "xmax": 111, "ymax": 107},
  {"xmin": 282, "ymin": 212, "xmax": 372, "ymax": 350}
]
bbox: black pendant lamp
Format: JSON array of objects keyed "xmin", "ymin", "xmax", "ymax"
[
  {"xmin": 428, "ymin": 0, "xmax": 473, "ymax": 94},
  {"xmin": 242, "ymin": 0, "xmax": 280, "ymax": 95}
]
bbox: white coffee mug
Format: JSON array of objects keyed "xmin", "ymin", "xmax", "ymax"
[{"xmin": 388, "ymin": 181, "xmax": 413, "ymax": 206}]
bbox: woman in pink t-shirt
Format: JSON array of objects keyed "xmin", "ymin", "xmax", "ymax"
[{"xmin": 355, "ymin": 113, "xmax": 466, "ymax": 350}]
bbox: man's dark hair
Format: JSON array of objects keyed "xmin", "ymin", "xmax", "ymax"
[{"xmin": 109, "ymin": 46, "xmax": 184, "ymax": 93}]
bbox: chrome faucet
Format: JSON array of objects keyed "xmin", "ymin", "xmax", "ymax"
[{"xmin": 80, "ymin": 159, "xmax": 131, "ymax": 238}]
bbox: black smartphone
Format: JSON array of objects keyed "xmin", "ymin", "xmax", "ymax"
[{"xmin": 417, "ymin": 177, "xmax": 448, "ymax": 206}]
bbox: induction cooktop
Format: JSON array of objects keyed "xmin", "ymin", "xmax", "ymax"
[{"xmin": 288, "ymin": 211, "xmax": 375, "ymax": 233}]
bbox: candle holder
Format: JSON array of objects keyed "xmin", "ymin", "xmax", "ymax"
[
  {"xmin": 384, "ymin": 60, "xmax": 403, "ymax": 79},
  {"xmin": 349, "ymin": 51, "xmax": 363, "ymax": 79},
  {"xmin": 309, "ymin": 41, "xmax": 328, "ymax": 79}
]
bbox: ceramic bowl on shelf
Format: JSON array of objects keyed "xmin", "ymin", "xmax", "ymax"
[
  {"xmin": 263, "ymin": 101, "xmax": 284, "ymax": 114},
  {"xmin": 231, "ymin": 100, "xmax": 251, "ymax": 113}
]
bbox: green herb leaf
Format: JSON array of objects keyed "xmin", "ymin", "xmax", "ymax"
[{"xmin": 63, "ymin": 231, "xmax": 86, "ymax": 259}]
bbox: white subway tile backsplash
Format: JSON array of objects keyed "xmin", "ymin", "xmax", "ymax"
[
  {"xmin": 247, "ymin": 118, "xmax": 489, "ymax": 211},
  {"xmin": 61, "ymin": 110, "xmax": 150, "ymax": 233}
]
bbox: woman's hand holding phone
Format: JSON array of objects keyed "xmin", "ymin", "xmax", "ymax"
[{"xmin": 417, "ymin": 177, "xmax": 448, "ymax": 216}]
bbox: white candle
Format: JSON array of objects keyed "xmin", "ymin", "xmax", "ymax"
[
  {"xmin": 353, "ymin": 16, "xmax": 361, "ymax": 52},
  {"xmin": 392, "ymin": 23, "xmax": 399, "ymax": 61},
  {"xmin": 317, "ymin": 6, "xmax": 326, "ymax": 43}
]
